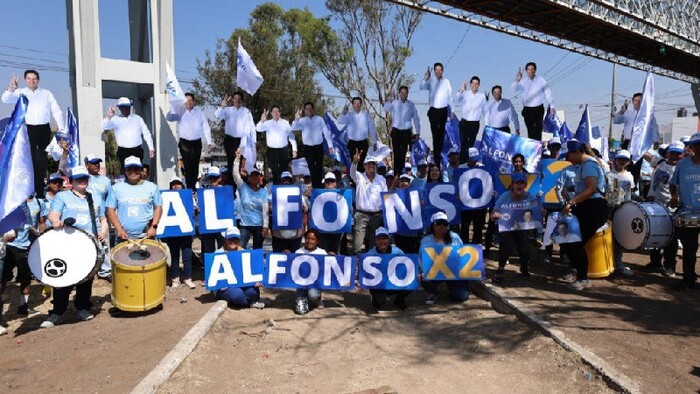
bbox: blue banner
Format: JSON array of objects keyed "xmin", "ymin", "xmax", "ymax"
[
  {"xmin": 65, "ymin": 108, "xmax": 80, "ymax": 169},
  {"xmin": 441, "ymin": 108, "xmax": 460, "ymax": 167},
  {"xmin": 479, "ymin": 127, "xmax": 542, "ymax": 175},
  {"xmin": 421, "ymin": 244, "xmax": 485, "ymax": 281},
  {"xmin": 271, "ymin": 185, "xmax": 303, "ymax": 230},
  {"xmin": 156, "ymin": 189, "xmax": 195, "ymax": 238},
  {"xmin": 197, "ymin": 186, "xmax": 235, "ymax": 234},
  {"xmin": 540, "ymin": 159, "xmax": 572, "ymax": 206},
  {"xmin": 454, "ymin": 167, "xmax": 495, "ymax": 210},
  {"xmin": 324, "ymin": 113, "xmax": 351, "ymax": 167},
  {"xmin": 358, "ymin": 254, "xmax": 420, "ymax": 290},
  {"xmin": 410, "ymin": 137, "xmax": 428, "ymax": 166},
  {"xmin": 543, "ymin": 105, "xmax": 562, "ymax": 137},
  {"xmin": 265, "ymin": 253, "xmax": 355, "ymax": 290},
  {"xmin": 424, "ymin": 183, "xmax": 460, "ymax": 225},
  {"xmin": 381, "ymin": 188, "xmax": 423, "ymax": 234},
  {"xmin": 309, "ymin": 189, "xmax": 353, "ymax": 234},
  {"xmin": 204, "ymin": 249, "xmax": 264, "ymax": 291},
  {"xmin": 496, "ymin": 197, "xmax": 542, "ymax": 232}
]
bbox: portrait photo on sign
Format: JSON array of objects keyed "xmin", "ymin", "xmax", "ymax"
[
  {"xmin": 497, "ymin": 201, "xmax": 542, "ymax": 232},
  {"xmin": 548, "ymin": 213, "xmax": 582, "ymax": 244}
]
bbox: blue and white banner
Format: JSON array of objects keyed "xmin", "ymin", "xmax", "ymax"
[
  {"xmin": 382, "ymin": 188, "xmax": 423, "ymax": 234},
  {"xmin": 575, "ymin": 105, "xmax": 604, "ymax": 159},
  {"xmin": 272, "ymin": 185, "xmax": 303, "ymax": 230},
  {"xmin": 497, "ymin": 197, "xmax": 542, "ymax": 232},
  {"xmin": 558, "ymin": 122, "xmax": 574, "ymax": 154},
  {"xmin": 197, "ymin": 186, "xmax": 235, "ymax": 234},
  {"xmin": 545, "ymin": 212, "xmax": 582, "ymax": 245},
  {"xmin": 454, "ymin": 168, "xmax": 495, "ymax": 210},
  {"xmin": 240, "ymin": 130, "xmax": 256, "ymax": 174},
  {"xmin": 544, "ymin": 105, "xmax": 562, "ymax": 136},
  {"xmin": 540, "ymin": 159, "xmax": 573, "ymax": 206},
  {"xmin": 629, "ymin": 72, "xmax": 659, "ymax": 161},
  {"xmin": 309, "ymin": 189, "xmax": 353, "ymax": 234},
  {"xmin": 156, "ymin": 190, "xmax": 195, "ymax": 238},
  {"xmin": 358, "ymin": 254, "xmax": 420, "ymax": 290},
  {"xmin": 265, "ymin": 253, "xmax": 355, "ymax": 290},
  {"xmin": 204, "ymin": 249, "xmax": 264, "ymax": 291},
  {"xmin": 410, "ymin": 137, "xmax": 428, "ymax": 166},
  {"xmin": 324, "ymin": 113, "xmax": 351, "ymax": 168},
  {"xmin": 442, "ymin": 108, "xmax": 460, "ymax": 167},
  {"xmin": 479, "ymin": 127, "xmax": 542, "ymax": 175},
  {"xmin": 46, "ymin": 108, "xmax": 80, "ymax": 169},
  {"xmin": 424, "ymin": 183, "xmax": 460, "ymax": 225},
  {"xmin": 421, "ymin": 244, "xmax": 485, "ymax": 281},
  {"xmin": 236, "ymin": 38, "xmax": 263, "ymax": 95}
]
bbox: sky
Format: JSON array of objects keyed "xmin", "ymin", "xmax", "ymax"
[{"xmin": 0, "ymin": 0, "xmax": 696, "ymax": 140}]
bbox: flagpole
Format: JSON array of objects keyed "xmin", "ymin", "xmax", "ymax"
[{"xmin": 608, "ymin": 61, "xmax": 617, "ymax": 145}]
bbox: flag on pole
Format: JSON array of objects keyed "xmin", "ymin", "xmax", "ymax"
[
  {"xmin": 543, "ymin": 105, "xmax": 562, "ymax": 137},
  {"xmin": 236, "ymin": 38, "xmax": 263, "ymax": 95},
  {"xmin": 558, "ymin": 122, "xmax": 573, "ymax": 154},
  {"xmin": 240, "ymin": 130, "xmax": 256, "ymax": 174},
  {"xmin": 574, "ymin": 105, "xmax": 605, "ymax": 156},
  {"xmin": 629, "ymin": 71, "xmax": 659, "ymax": 161},
  {"xmin": 0, "ymin": 95, "xmax": 34, "ymax": 234},
  {"xmin": 366, "ymin": 140, "xmax": 391, "ymax": 163},
  {"xmin": 323, "ymin": 113, "xmax": 351, "ymax": 168},
  {"xmin": 441, "ymin": 106, "xmax": 460, "ymax": 168},
  {"xmin": 410, "ymin": 138, "xmax": 428, "ymax": 166},
  {"xmin": 166, "ymin": 62, "xmax": 186, "ymax": 113},
  {"xmin": 45, "ymin": 108, "xmax": 80, "ymax": 170}
]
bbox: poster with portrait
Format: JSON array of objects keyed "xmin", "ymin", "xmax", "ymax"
[
  {"xmin": 544, "ymin": 212, "xmax": 582, "ymax": 244},
  {"xmin": 497, "ymin": 198, "xmax": 542, "ymax": 232}
]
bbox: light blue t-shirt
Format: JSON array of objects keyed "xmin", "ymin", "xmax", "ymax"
[
  {"xmin": 575, "ymin": 157, "xmax": 606, "ymax": 199},
  {"xmin": 410, "ymin": 176, "xmax": 427, "ymax": 191},
  {"xmin": 237, "ymin": 183, "xmax": 268, "ymax": 227},
  {"xmin": 9, "ymin": 198, "xmax": 43, "ymax": 249},
  {"xmin": 670, "ymin": 156, "xmax": 700, "ymax": 213},
  {"xmin": 367, "ymin": 245, "xmax": 405, "ymax": 255},
  {"xmin": 50, "ymin": 190, "xmax": 105, "ymax": 233},
  {"xmin": 106, "ymin": 180, "xmax": 162, "ymax": 238},
  {"xmin": 88, "ymin": 174, "xmax": 112, "ymax": 205}
]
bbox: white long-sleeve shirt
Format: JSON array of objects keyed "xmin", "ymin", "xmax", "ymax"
[
  {"xmin": 455, "ymin": 90, "xmax": 487, "ymax": 122},
  {"xmin": 485, "ymin": 98, "xmax": 520, "ymax": 130},
  {"xmin": 383, "ymin": 99, "xmax": 421, "ymax": 135},
  {"xmin": 337, "ymin": 110, "xmax": 377, "ymax": 143},
  {"xmin": 511, "ymin": 75, "xmax": 555, "ymax": 108},
  {"xmin": 349, "ymin": 163, "xmax": 387, "ymax": 212},
  {"xmin": 256, "ymin": 118, "xmax": 297, "ymax": 150},
  {"xmin": 102, "ymin": 113, "xmax": 154, "ymax": 150},
  {"xmin": 213, "ymin": 105, "xmax": 255, "ymax": 138},
  {"xmin": 290, "ymin": 115, "xmax": 334, "ymax": 147},
  {"xmin": 419, "ymin": 77, "xmax": 452, "ymax": 109},
  {"xmin": 166, "ymin": 106, "xmax": 212, "ymax": 144},
  {"xmin": 613, "ymin": 107, "xmax": 659, "ymax": 141},
  {"xmin": 2, "ymin": 87, "xmax": 63, "ymax": 127}
]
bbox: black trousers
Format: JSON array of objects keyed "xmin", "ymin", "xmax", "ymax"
[
  {"xmin": 393, "ymin": 234, "xmax": 420, "ymax": 254},
  {"xmin": 347, "ymin": 139, "xmax": 369, "ymax": 173},
  {"xmin": 223, "ymin": 135, "xmax": 242, "ymax": 184},
  {"xmin": 560, "ymin": 198, "xmax": 609, "ymax": 281},
  {"xmin": 458, "ymin": 120, "xmax": 480, "ymax": 163},
  {"xmin": 495, "ymin": 126, "xmax": 511, "ymax": 133},
  {"xmin": 427, "ymin": 107, "xmax": 448, "ymax": 167},
  {"xmin": 522, "ymin": 105, "xmax": 545, "ymax": 141},
  {"xmin": 677, "ymin": 227, "xmax": 699, "ymax": 284},
  {"xmin": 27, "ymin": 123, "xmax": 52, "ymax": 197},
  {"xmin": 267, "ymin": 146, "xmax": 289, "ymax": 184},
  {"xmin": 302, "ymin": 143, "xmax": 325, "ymax": 188},
  {"xmin": 272, "ymin": 236, "xmax": 302, "ymax": 253},
  {"xmin": 391, "ymin": 128, "xmax": 413, "ymax": 175},
  {"xmin": 117, "ymin": 146, "xmax": 144, "ymax": 169},
  {"xmin": 319, "ymin": 233, "xmax": 343, "ymax": 255},
  {"xmin": 621, "ymin": 139, "xmax": 630, "ymax": 150},
  {"xmin": 498, "ymin": 230, "xmax": 534, "ymax": 271},
  {"xmin": 179, "ymin": 138, "xmax": 202, "ymax": 189},
  {"xmin": 460, "ymin": 209, "xmax": 487, "ymax": 244},
  {"xmin": 50, "ymin": 278, "xmax": 93, "ymax": 315}
]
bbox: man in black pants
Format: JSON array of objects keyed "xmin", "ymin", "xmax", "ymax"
[
  {"xmin": 2, "ymin": 70, "xmax": 64, "ymax": 198},
  {"xmin": 102, "ymin": 97, "xmax": 155, "ymax": 168},
  {"xmin": 291, "ymin": 102, "xmax": 335, "ymax": 188},
  {"xmin": 420, "ymin": 63, "xmax": 452, "ymax": 167},
  {"xmin": 339, "ymin": 97, "xmax": 377, "ymax": 173},
  {"xmin": 455, "ymin": 76, "xmax": 487, "ymax": 162},
  {"xmin": 214, "ymin": 92, "xmax": 255, "ymax": 184},
  {"xmin": 257, "ymin": 105, "xmax": 298, "ymax": 183},
  {"xmin": 384, "ymin": 86, "xmax": 421, "ymax": 174},
  {"xmin": 510, "ymin": 62, "xmax": 555, "ymax": 141},
  {"xmin": 167, "ymin": 92, "xmax": 212, "ymax": 189}
]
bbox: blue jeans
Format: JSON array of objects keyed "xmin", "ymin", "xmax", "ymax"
[
  {"xmin": 422, "ymin": 280, "xmax": 470, "ymax": 302},
  {"xmin": 216, "ymin": 286, "xmax": 260, "ymax": 307},
  {"xmin": 296, "ymin": 288, "xmax": 321, "ymax": 301},
  {"xmin": 165, "ymin": 236, "xmax": 193, "ymax": 279},
  {"xmin": 239, "ymin": 226, "xmax": 263, "ymax": 250}
]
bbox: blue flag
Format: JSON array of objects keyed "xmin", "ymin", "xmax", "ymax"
[
  {"xmin": 442, "ymin": 106, "xmax": 460, "ymax": 168},
  {"xmin": 323, "ymin": 113, "xmax": 351, "ymax": 168},
  {"xmin": 575, "ymin": 104, "xmax": 592, "ymax": 144},
  {"xmin": 543, "ymin": 105, "xmax": 562, "ymax": 137},
  {"xmin": 0, "ymin": 95, "xmax": 34, "ymax": 234},
  {"xmin": 629, "ymin": 71, "xmax": 659, "ymax": 161},
  {"xmin": 558, "ymin": 122, "xmax": 573, "ymax": 154},
  {"xmin": 410, "ymin": 137, "xmax": 428, "ymax": 166},
  {"xmin": 479, "ymin": 127, "xmax": 542, "ymax": 176},
  {"xmin": 65, "ymin": 108, "xmax": 80, "ymax": 169}
]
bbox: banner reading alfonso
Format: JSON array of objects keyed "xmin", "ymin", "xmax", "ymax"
[
  {"xmin": 480, "ymin": 127, "xmax": 543, "ymax": 175},
  {"xmin": 497, "ymin": 197, "xmax": 542, "ymax": 232}
]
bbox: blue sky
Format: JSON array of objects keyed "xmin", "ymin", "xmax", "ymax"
[{"xmin": 0, "ymin": 0, "xmax": 695, "ymax": 137}]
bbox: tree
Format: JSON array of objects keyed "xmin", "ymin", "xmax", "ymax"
[{"xmin": 303, "ymin": 0, "xmax": 423, "ymax": 142}]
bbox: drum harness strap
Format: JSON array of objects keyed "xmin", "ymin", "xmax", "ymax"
[{"xmin": 84, "ymin": 191, "xmax": 99, "ymax": 239}]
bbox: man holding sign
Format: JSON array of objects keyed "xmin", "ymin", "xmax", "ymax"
[
  {"xmin": 350, "ymin": 150, "xmax": 387, "ymax": 254},
  {"xmin": 365, "ymin": 227, "xmax": 411, "ymax": 311}
]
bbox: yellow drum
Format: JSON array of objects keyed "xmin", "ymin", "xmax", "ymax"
[
  {"xmin": 586, "ymin": 224, "xmax": 614, "ymax": 278},
  {"xmin": 111, "ymin": 239, "xmax": 167, "ymax": 312}
]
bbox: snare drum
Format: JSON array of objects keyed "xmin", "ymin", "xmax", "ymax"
[
  {"xmin": 111, "ymin": 239, "xmax": 167, "ymax": 312},
  {"xmin": 612, "ymin": 202, "xmax": 674, "ymax": 250},
  {"xmin": 675, "ymin": 211, "xmax": 700, "ymax": 228},
  {"xmin": 27, "ymin": 227, "xmax": 103, "ymax": 288}
]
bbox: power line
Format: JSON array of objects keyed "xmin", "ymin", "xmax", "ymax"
[{"xmin": 445, "ymin": 25, "xmax": 471, "ymax": 67}]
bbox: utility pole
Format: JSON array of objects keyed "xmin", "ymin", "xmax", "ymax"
[{"xmin": 608, "ymin": 62, "xmax": 617, "ymax": 145}]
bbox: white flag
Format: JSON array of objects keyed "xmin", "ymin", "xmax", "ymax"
[
  {"xmin": 629, "ymin": 72, "xmax": 659, "ymax": 161},
  {"xmin": 236, "ymin": 38, "xmax": 263, "ymax": 95},
  {"xmin": 366, "ymin": 140, "xmax": 392, "ymax": 163},
  {"xmin": 166, "ymin": 62, "xmax": 186, "ymax": 112},
  {"xmin": 240, "ymin": 130, "xmax": 257, "ymax": 174}
]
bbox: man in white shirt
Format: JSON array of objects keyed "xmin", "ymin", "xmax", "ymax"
[
  {"xmin": 166, "ymin": 92, "xmax": 212, "ymax": 189},
  {"xmin": 257, "ymin": 105, "xmax": 298, "ymax": 183},
  {"xmin": 338, "ymin": 97, "xmax": 377, "ymax": 173},
  {"xmin": 511, "ymin": 62, "xmax": 555, "ymax": 141},
  {"xmin": 3, "ymin": 70, "xmax": 63, "ymax": 198},
  {"xmin": 350, "ymin": 151, "xmax": 387, "ymax": 253},
  {"xmin": 290, "ymin": 102, "xmax": 335, "ymax": 188},
  {"xmin": 455, "ymin": 76, "xmax": 487, "ymax": 162},
  {"xmin": 102, "ymin": 97, "xmax": 155, "ymax": 167},
  {"xmin": 420, "ymin": 62, "xmax": 452, "ymax": 167},
  {"xmin": 214, "ymin": 92, "xmax": 255, "ymax": 182},
  {"xmin": 485, "ymin": 85, "xmax": 520, "ymax": 135},
  {"xmin": 384, "ymin": 85, "xmax": 420, "ymax": 175},
  {"xmin": 613, "ymin": 92, "xmax": 659, "ymax": 150}
]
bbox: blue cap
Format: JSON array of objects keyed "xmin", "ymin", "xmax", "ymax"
[
  {"xmin": 224, "ymin": 226, "xmax": 241, "ymax": 240},
  {"xmin": 511, "ymin": 172, "xmax": 527, "ymax": 183},
  {"xmin": 48, "ymin": 172, "xmax": 64, "ymax": 183},
  {"xmin": 667, "ymin": 141, "xmax": 684, "ymax": 154},
  {"xmin": 124, "ymin": 156, "xmax": 143, "ymax": 168},
  {"xmin": 206, "ymin": 166, "xmax": 221, "ymax": 178},
  {"xmin": 566, "ymin": 139, "xmax": 582, "ymax": 152},
  {"xmin": 84, "ymin": 154, "xmax": 103, "ymax": 164}
]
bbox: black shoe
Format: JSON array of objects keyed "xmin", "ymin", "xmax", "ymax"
[
  {"xmin": 642, "ymin": 262, "xmax": 662, "ymax": 272},
  {"xmin": 393, "ymin": 297, "xmax": 408, "ymax": 311},
  {"xmin": 492, "ymin": 270, "xmax": 504, "ymax": 284},
  {"xmin": 98, "ymin": 274, "xmax": 112, "ymax": 283},
  {"xmin": 520, "ymin": 270, "xmax": 531, "ymax": 279},
  {"xmin": 17, "ymin": 304, "xmax": 39, "ymax": 316}
]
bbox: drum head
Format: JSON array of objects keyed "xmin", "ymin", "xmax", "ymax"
[
  {"xmin": 612, "ymin": 202, "xmax": 647, "ymax": 250},
  {"xmin": 28, "ymin": 227, "xmax": 100, "ymax": 287}
]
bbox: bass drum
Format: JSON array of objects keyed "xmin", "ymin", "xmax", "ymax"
[
  {"xmin": 612, "ymin": 202, "xmax": 673, "ymax": 250},
  {"xmin": 28, "ymin": 227, "xmax": 102, "ymax": 288}
]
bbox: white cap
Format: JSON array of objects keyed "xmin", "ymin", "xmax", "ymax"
[
  {"xmin": 548, "ymin": 137, "xmax": 561, "ymax": 146},
  {"xmin": 681, "ymin": 135, "xmax": 691, "ymax": 143},
  {"xmin": 404, "ymin": 162, "xmax": 412, "ymax": 169},
  {"xmin": 687, "ymin": 133, "xmax": 700, "ymax": 145},
  {"xmin": 84, "ymin": 154, "xmax": 103, "ymax": 164},
  {"xmin": 417, "ymin": 159, "xmax": 428, "ymax": 166},
  {"xmin": 375, "ymin": 227, "xmax": 390, "ymax": 237},
  {"xmin": 224, "ymin": 226, "xmax": 241, "ymax": 239},
  {"xmin": 431, "ymin": 211, "xmax": 448, "ymax": 223},
  {"xmin": 364, "ymin": 156, "xmax": 377, "ymax": 164},
  {"xmin": 323, "ymin": 171, "xmax": 336, "ymax": 181},
  {"xmin": 116, "ymin": 97, "xmax": 133, "ymax": 107},
  {"xmin": 169, "ymin": 176, "xmax": 184, "ymax": 185},
  {"xmin": 386, "ymin": 170, "xmax": 395, "ymax": 177},
  {"xmin": 124, "ymin": 156, "xmax": 143, "ymax": 168},
  {"xmin": 667, "ymin": 141, "xmax": 685, "ymax": 153},
  {"xmin": 448, "ymin": 146, "xmax": 460, "ymax": 155},
  {"xmin": 206, "ymin": 166, "xmax": 221, "ymax": 178},
  {"xmin": 615, "ymin": 149, "xmax": 631, "ymax": 160},
  {"xmin": 280, "ymin": 171, "xmax": 293, "ymax": 179},
  {"xmin": 70, "ymin": 166, "xmax": 89, "ymax": 179}
]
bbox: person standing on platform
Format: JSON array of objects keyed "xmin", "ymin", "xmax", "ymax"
[
  {"xmin": 420, "ymin": 63, "xmax": 453, "ymax": 167},
  {"xmin": 455, "ymin": 76, "xmax": 487, "ymax": 159},
  {"xmin": 215, "ymin": 92, "xmax": 255, "ymax": 181},
  {"xmin": 167, "ymin": 92, "xmax": 212, "ymax": 189},
  {"xmin": 339, "ymin": 97, "xmax": 377, "ymax": 173},
  {"xmin": 485, "ymin": 85, "xmax": 520, "ymax": 135},
  {"xmin": 291, "ymin": 102, "xmax": 335, "ymax": 188},
  {"xmin": 2, "ymin": 70, "xmax": 63, "ymax": 198},
  {"xmin": 384, "ymin": 86, "xmax": 420, "ymax": 175},
  {"xmin": 511, "ymin": 62, "xmax": 555, "ymax": 141},
  {"xmin": 102, "ymin": 97, "xmax": 155, "ymax": 166},
  {"xmin": 256, "ymin": 105, "xmax": 297, "ymax": 183},
  {"xmin": 613, "ymin": 93, "xmax": 659, "ymax": 150},
  {"xmin": 350, "ymin": 151, "xmax": 387, "ymax": 254}
]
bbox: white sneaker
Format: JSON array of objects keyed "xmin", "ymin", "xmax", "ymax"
[
  {"xmin": 76, "ymin": 309, "xmax": 94, "ymax": 322},
  {"xmin": 0, "ymin": 325, "xmax": 7, "ymax": 336},
  {"xmin": 40, "ymin": 314, "xmax": 63, "ymax": 328},
  {"xmin": 183, "ymin": 278, "xmax": 196, "ymax": 289},
  {"xmin": 250, "ymin": 301, "xmax": 265, "ymax": 310},
  {"xmin": 171, "ymin": 277, "xmax": 180, "ymax": 288}
]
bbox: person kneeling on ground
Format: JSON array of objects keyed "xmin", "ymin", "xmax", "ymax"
[
  {"xmin": 367, "ymin": 227, "xmax": 410, "ymax": 311},
  {"xmin": 213, "ymin": 227, "xmax": 264, "ymax": 309},
  {"xmin": 294, "ymin": 229, "xmax": 326, "ymax": 315}
]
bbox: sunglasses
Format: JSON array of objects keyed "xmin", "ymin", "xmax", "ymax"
[
  {"xmin": 325, "ymin": 179, "xmax": 336, "ymax": 183},
  {"xmin": 434, "ymin": 220, "xmax": 449, "ymax": 227}
]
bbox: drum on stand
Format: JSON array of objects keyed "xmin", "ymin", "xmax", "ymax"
[
  {"xmin": 27, "ymin": 227, "xmax": 103, "ymax": 288},
  {"xmin": 110, "ymin": 239, "xmax": 167, "ymax": 312},
  {"xmin": 612, "ymin": 202, "xmax": 674, "ymax": 250}
]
